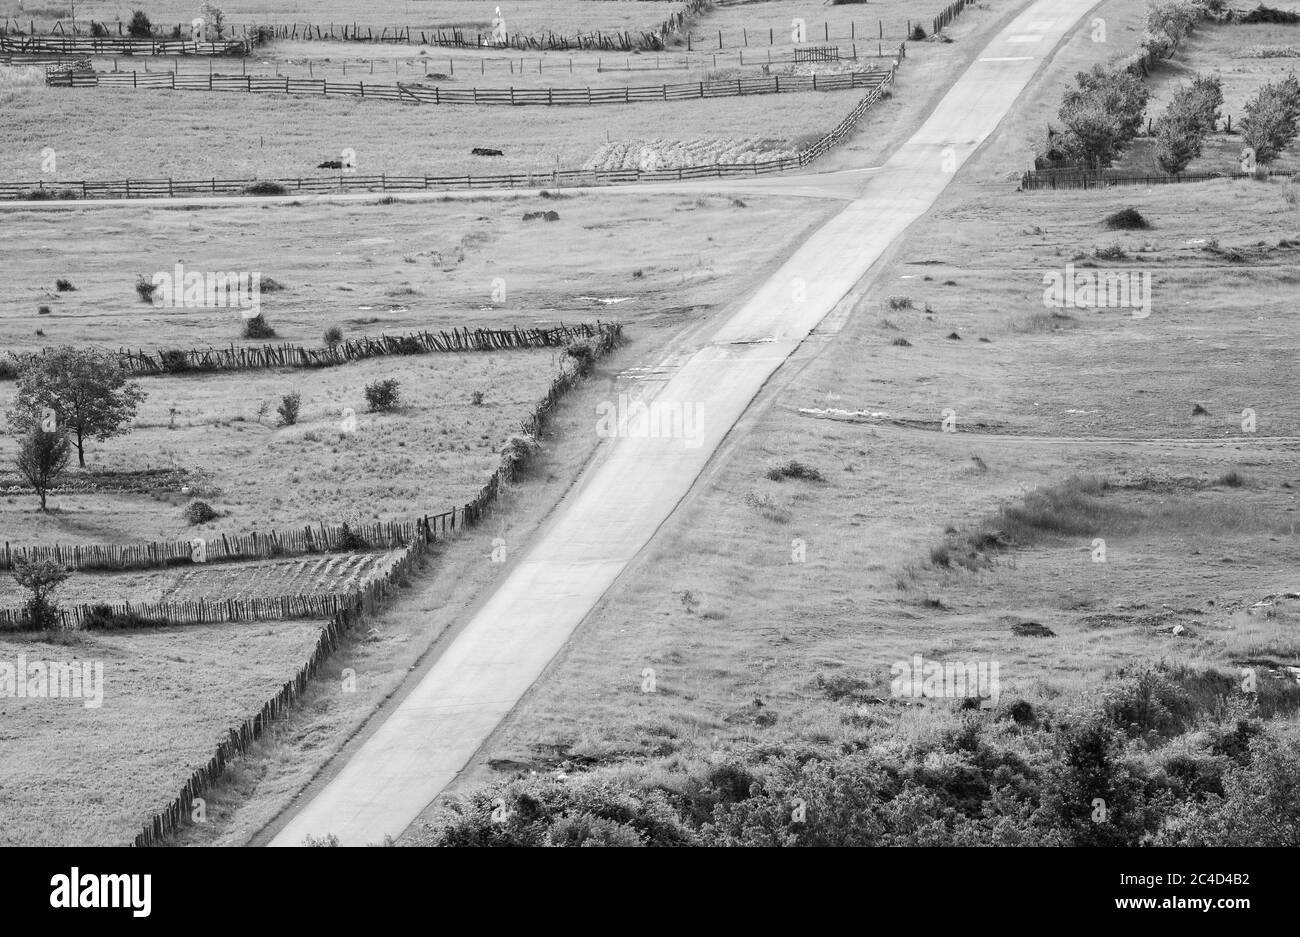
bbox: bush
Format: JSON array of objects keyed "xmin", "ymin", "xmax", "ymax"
[
  {"xmin": 80, "ymin": 603, "xmax": 170, "ymax": 630},
  {"xmin": 242, "ymin": 313, "xmax": 277, "ymax": 340},
  {"xmin": 127, "ymin": 10, "xmax": 153, "ymax": 38},
  {"xmin": 158, "ymin": 349, "xmax": 191, "ymax": 373},
  {"xmin": 91, "ymin": 21, "xmax": 109, "ymax": 37},
  {"xmin": 910, "ymin": 24, "xmax": 927, "ymax": 40},
  {"xmin": 565, "ymin": 340, "xmax": 597, "ymax": 373},
  {"xmin": 336, "ymin": 522, "xmax": 370, "ymax": 551},
  {"xmin": 363, "ymin": 378, "xmax": 401, "ymax": 412},
  {"xmin": 243, "ymin": 180, "xmax": 288, "ymax": 196},
  {"xmin": 184, "ymin": 500, "xmax": 219, "ymax": 525},
  {"xmin": 1104, "ymin": 207, "xmax": 1150, "ymax": 230},
  {"xmin": 500, "ymin": 434, "xmax": 540, "ymax": 468},
  {"xmin": 427, "ymin": 775, "xmax": 697, "ymax": 847},
  {"xmin": 55, "ymin": 278, "xmax": 76, "ymax": 292},
  {"xmin": 135, "ymin": 275, "xmax": 158, "ymax": 303},
  {"xmin": 765, "ymin": 460, "xmax": 824, "ymax": 482},
  {"xmin": 324, "ymin": 326, "xmax": 343, "ymax": 347},
  {"xmin": 470, "ymin": 390, "xmax": 485, "ymax": 406},
  {"xmin": 276, "ymin": 392, "xmax": 301, "ymax": 426},
  {"xmin": 10, "ymin": 556, "xmax": 69, "ymax": 631}
]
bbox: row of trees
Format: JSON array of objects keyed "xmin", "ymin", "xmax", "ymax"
[{"xmin": 6, "ymin": 348, "xmax": 146, "ymax": 510}]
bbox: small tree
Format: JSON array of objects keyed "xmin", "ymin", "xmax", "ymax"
[
  {"xmin": 364, "ymin": 379, "xmax": 401, "ymax": 412},
  {"xmin": 6, "ymin": 348, "xmax": 146, "ymax": 468},
  {"xmin": 127, "ymin": 9, "xmax": 152, "ymax": 37},
  {"xmin": 200, "ymin": 1, "xmax": 225, "ymax": 38},
  {"xmin": 15, "ymin": 427, "xmax": 71, "ymax": 511},
  {"xmin": 11, "ymin": 556, "xmax": 70, "ymax": 630},
  {"xmin": 277, "ymin": 392, "xmax": 301, "ymax": 426},
  {"xmin": 1241, "ymin": 79, "xmax": 1300, "ymax": 166}
]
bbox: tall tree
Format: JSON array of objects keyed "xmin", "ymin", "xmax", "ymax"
[
  {"xmin": 15, "ymin": 426, "xmax": 71, "ymax": 511},
  {"xmin": 6, "ymin": 348, "xmax": 146, "ymax": 468}
]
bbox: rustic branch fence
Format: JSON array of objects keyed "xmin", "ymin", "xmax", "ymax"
[
  {"xmin": 126, "ymin": 319, "xmax": 624, "ymax": 847},
  {"xmin": 1020, "ymin": 167, "xmax": 1300, "ymax": 189},
  {"xmin": 933, "ymin": 0, "xmax": 979, "ymax": 35},
  {"xmin": 10, "ymin": 52, "xmax": 901, "ymax": 203},
  {"xmin": 1, "ymin": 323, "xmax": 614, "ymax": 379}
]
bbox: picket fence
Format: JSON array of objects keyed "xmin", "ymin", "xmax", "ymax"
[
  {"xmin": 44, "ymin": 62, "xmax": 891, "ymax": 107},
  {"xmin": 126, "ymin": 319, "xmax": 624, "ymax": 847},
  {"xmin": 9, "ymin": 52, "xmax": 901, "ymax": 203},
  {"xmin": 1, "ymin": 323, "xmax": 614, "ymax": 379}
]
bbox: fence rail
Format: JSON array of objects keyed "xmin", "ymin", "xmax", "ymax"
[
  {"xmin": 45, "ymin": 62, "xmax": 890, "ymax": 106},
  {"xmin": 0, "ymin": 32, "xmax": 250, "ymax": 55},
  {"xmin": 10, "ymin": 51, "xmax": 901, "ymax": 203},
  {"xmin": 1, "ymin": 323, "xmax": 614, "ymax": 378},
  {"xmin": 1020, "ymin": 167, "xmax": 1300, "ymax": 189}
]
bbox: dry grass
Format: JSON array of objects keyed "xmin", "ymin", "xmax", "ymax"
[
  {"xmin": 0, "ymin": 618, "xmax": 324, "ymax": 845},
  {"xmin": 0, "ymin": 192, "xmax": 838, "ymax": 352},
  {"xmin": 0, "ymin": 0, "xmax": 680, "ymax": 33},
  {"xmin": 0, "ymin": 84, "xmax": 861, "ymax": 181},
  {"xmin": 0, "ymin": 351, "xmax": 561, "ymax": 543}
]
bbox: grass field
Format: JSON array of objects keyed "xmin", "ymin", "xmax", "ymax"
[
  {"xmin": 0, "ymin": 0, "xmax": 682, "ymax": 35},
  {"xmin": 0, "ymin": 192, "xmax": 838, "ymax": 351},
  {"xmin": 0, "ymin": 617, "xmax": 325, "ymax": 845},
  {"xmin": 0, "ymin": 81, "xmax": 861, "ymax": 181},
  {"xmin": 0, "ymin": 350, "xmax": 563, "ymax": 543}
]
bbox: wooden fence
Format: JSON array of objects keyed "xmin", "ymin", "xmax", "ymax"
[
  {"xmin": 127, "ymin": 319, "xmax": 625, "ymax": 847},
  {"xmin": 0, "ymin": 517, "xmax": 435, "ymax": 574},
  {"xmin": 10, "ymin": 52, "xmax": 901, "ymax": 203},
  {"xmin": 2, "ymin": 323, "xmax": 615, "ymax": 379},
  {"xmin": 1020, "ymin": 167, "xmax": 1300, "ymax": 189},
  {"xmin": 933, "ymin": 0, "xmax": 978, "ymax": 35},
  {"xmin": 0, "ymin": 32, "xmax": 250, "ymax": 55},
  {"xmin": 45, "ymin": 62, "xmax": 891, "ymax": 107}
]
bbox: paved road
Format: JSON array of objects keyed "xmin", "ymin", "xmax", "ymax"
[{"xmin": 267, "ymin": 0, "xmax": 1097, "ymax": 846}]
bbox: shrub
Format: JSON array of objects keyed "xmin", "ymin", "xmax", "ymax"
[
  {"xmin": 363, "ymin": 378, "xmax": 401, "ymax": 412},
  {"xmin": 10, "ymin": 556, "xmax": 70, "ymax": 631},
  {"xmin": 500, "ymin": 433, "xmax": 540, "ymax": 468},
  {"xmin": 242, "ymin": 314, "xmax": 277, "ymax": 339},
  {"xmin": 276, "ymin": 392, "xmax": 301, "ymax": 426},
  {"xmin": 127, "ymin": 10, "xmax": 153, "ymax": 38},
  {"xmin": 323, "ymin": 326, "xmax": 343, "ymax": 347},
  {"xmin": 910, "ymin": 24, "xmax": 927, "ymax": 40},
  {"xmin": 1104, "ymin": 207, "xmax": 1150, "ymax": 230},
  {"xmin": 135, "ymin": 275, "xmax": 158, "ymax": 302},
  {"xmin": 184, "ymin": 500, "xmax": 219, "ymax": 525},
  {"xmin": 765, "ymin": 460, "xmax": 825, "ymax": 482},
  {"xmin": 151, "ymin": 349, "xmax": 190, "ymax": 374},
  {"xmin": 427, "ymin": 775, "xmax": 697, "ymax": 847},
  {"xmin": 243, "ymin": 180, "xmax": 288, "ymax": 196},
  {"xmin": 336, "ymin": 522, "xmax": 370, "ymax": 551},
  {"xmin": 1216, "ymin": 470, "xmax": 1246, "ymax": 487},
  {"xmin": 471, "ymin": 390, "xmax": 485, "ymax": 405},
  {"xmin": 80, "ymin": 603, "xmax": 170, "ymax": 630},
  {"xmin": 37, "ymin": 305, "xmax": 50, "ymax": 316},
  {"xmin": 886, "ymin": 296, "xmax": 914, "ymax": 310},
  {"xmin": 55, "ymin": 278, "xmax": 76, "ymax": 292},
  {"xmin": 565, "ymin": 340, "xmax": 597, "ymax": 373},
  {"xmin": 91, "ymin": 21, "xmax": 109, "ymax": 37}
]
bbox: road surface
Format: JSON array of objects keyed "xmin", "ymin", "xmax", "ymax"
[{"xmin": 267, "ymin": 0, "xmax": 1098, "ymax": 846}]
